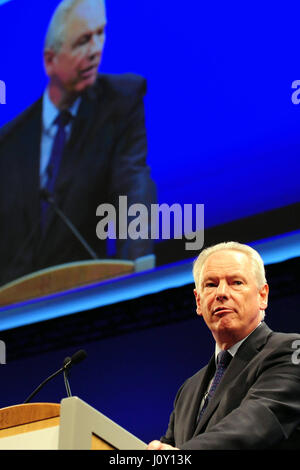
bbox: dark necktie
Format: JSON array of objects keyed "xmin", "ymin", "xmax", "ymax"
[
  {"xmin": 41, "ymin": 110, "xmax": 72, "ymax": 229},
  {"xmin": 198, "ymin": 349, "xmax": 232, "ymax": 422}
]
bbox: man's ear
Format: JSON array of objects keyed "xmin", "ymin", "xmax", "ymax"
[
  {"xmin": 44, "ymin": 49, "xmax": 55, "ymax": 76},
  {"xmin": 259, "ymin": 283, "xmax": 269, "ymax": 311},
  {"xmin": 194, "ymin": 289, "xmax": 202, "ymax": 317}
]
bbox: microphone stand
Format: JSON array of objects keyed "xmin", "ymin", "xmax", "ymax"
[
  {"xmin": 63, "ymin": 356, "xmax": 72, "ymax": 397},
  {"xmin": 40, "ymin": 189, "xmax": 98, "ymax": 260}
]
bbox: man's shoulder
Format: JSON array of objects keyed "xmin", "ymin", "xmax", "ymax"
[
  {"xmin": 266, "ymin": 329, "xmax": 300, "ymax": 351},
  {"xmin": 94, "ymin": 73, "xmax": 146, "ymax": 98},
  {"xmin": 245, "ymin": 324, "xmax": 300, "ymax": 371},
  {"xmin": 179, "ymin": 362, "xmax": 210, "ymax": 392},
  {"xmin": 0, "ymin": 97, "xmax": 42, "ymax": 141}
]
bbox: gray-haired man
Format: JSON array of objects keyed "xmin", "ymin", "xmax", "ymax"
[{"xmin": 148, "ymin": 242, "xmax": 300, "ymax": 450}]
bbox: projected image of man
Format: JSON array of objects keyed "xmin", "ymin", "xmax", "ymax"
[{"xmin": 0, "ymin": 0, "xmax": 156, "ymax": 286}]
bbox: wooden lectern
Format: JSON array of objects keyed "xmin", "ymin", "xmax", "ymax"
[
  {"xmin": 0, "ymin": 397, "xmax": 147, "ymax": 450},
  {"xmin": 0, "ymin": 261, "xmax": 134, "ymax": 308},
  {"xmin": 0, "ymin": 255, "xmax": 155, "ymax": 308}
]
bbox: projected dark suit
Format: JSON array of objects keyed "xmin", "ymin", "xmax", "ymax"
[
  {"xmin": 161, "ymin": 322, "xmax": 300, "ymax": 449},
  {"xmin": 0, "ymin": 73, "xmax": 156, "ymax": 286}
]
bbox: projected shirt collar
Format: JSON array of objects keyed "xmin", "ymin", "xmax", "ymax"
[{"xmin": 42, "ymin": 88, "xmax": 81, "ymax": 135}]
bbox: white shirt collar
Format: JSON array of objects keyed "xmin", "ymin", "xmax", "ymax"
[
  {"xmin": 42, "ymin": 88, "xmax": 81, "ymax": 132},
  {"xmin": 215, "ymin": 322, "xmax": 262, "ymax": 362}
]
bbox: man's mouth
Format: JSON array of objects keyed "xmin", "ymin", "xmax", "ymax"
[
  {"xmin": 80, "ymin": 64, "xmax": 99, "ymax": 77},
  {"xmin": 213, "ymin": 307, "xmax": 234, "ymax": 316}
]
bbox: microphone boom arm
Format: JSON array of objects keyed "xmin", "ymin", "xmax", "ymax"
[{"xmin": 24, "ymin": 366, "xmax": 65, "ymax": 404}]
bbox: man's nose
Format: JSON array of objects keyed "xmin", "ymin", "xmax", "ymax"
[
  {"xmin": 89, "ymin": 33, "xmax": 105, "ymax": 57},
  {"xmin": 216, "ymin": 281, "xmax": 229, "ymax": 300}
]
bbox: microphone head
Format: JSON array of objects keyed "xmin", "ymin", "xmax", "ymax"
[{"xmin": 71, "ymin": 349, "xmax": 87, "ymax": 366}]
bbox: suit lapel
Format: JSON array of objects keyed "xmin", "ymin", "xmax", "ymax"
[
  {"xmin": 43, "ymin": 76, "xmax": 114, "ymax": 235},
  {"xmin": 56, "ymin": 76, "xmax": 110, "ymax": 190},
  {"xmin": 20, "ymin": 100, "xmax": 43, "ymax": 237},
  {"xmin": 194, "ymin": 322, "xmax": 273, "ymax": 435},
  {"xmin": 183, "ymin": 356, "xmax": 216, "ymax": 443}
]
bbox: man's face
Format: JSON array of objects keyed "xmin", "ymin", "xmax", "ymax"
[
  {"xmin": 45, "ymin": 0, "xmax": 106, "ymax": 95},
  {"xmin": 193, "ymin": 250, "xmax": 269, "ymax": 346}
]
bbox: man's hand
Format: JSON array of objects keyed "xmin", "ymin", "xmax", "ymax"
[{"xmin": 147, "ymin": 440, "xmax": 179, "ymax": 450}]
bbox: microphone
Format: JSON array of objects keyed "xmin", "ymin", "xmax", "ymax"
[
  {"xmin": 62, "ymin": 350, "xmax": 87, "ymax": 398},
  {"xmin": 24, "ymin": 349, "xmax": 87, "ymax": 404},
  {"xmin": 67, "ymin": 349, "xmax": 87, "ymax": 366},
  {"xmin": 40, "ymin": 188, "xmax": 98, "ymax": 260}
]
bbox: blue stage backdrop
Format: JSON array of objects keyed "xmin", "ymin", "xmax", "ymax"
[{"xmin": 1, "ymin": 0, "xmax": 299, "ymax": 231}]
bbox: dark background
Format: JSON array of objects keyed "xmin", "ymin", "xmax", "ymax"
[{"xmin": 1, "ymin": 255, "xmax": 299, "ymax": 443}]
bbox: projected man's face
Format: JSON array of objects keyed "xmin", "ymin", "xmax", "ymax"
[{"xmin": 45, "ymin": 0, "xmax": 106, "ymax": 104}]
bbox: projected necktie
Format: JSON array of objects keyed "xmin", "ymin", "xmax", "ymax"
[
  {"xmin": 198, "ymin": 349, "xmax": 232, "ymax": 422},
  {"xmin": 41, "ymin": 110, "xmax": 72, "ymax": 230}
]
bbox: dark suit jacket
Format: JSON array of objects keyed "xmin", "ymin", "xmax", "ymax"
[
  {"xmin": 0, "ymin": 73, "xmax": 156, "ymax": 286},
  {"xmin": 161, "ymin": 322, "xmax": 300, "ymax": 449}
]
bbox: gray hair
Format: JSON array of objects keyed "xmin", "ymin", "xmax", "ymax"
[
  {"xmin": 193, "ymin": 241, "xmax": 267, "ymax": 290},
  {"xmin": 44, "ymin": 0, "xmax": 105, "ymax": 53}
]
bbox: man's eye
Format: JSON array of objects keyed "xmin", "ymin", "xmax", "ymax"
[
  {"xmin": 78, "ymin": 35, "xmax": 90, "ymax": 46},
  {"xmin": 233, "ymin": 280, "xmax": 243, "ymax": 285},
  {"xmin": 205, "ymin": 282, "xmax": 217, "ymax": 288}
]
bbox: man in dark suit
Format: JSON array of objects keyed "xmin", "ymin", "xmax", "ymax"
[
  {"xmin": 0, "ymin": 0, "xmax": 155, "ymax": 286},
  {"xmin": 148, "ymin": 242, "xmax": 300, "ymax": 450}
]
